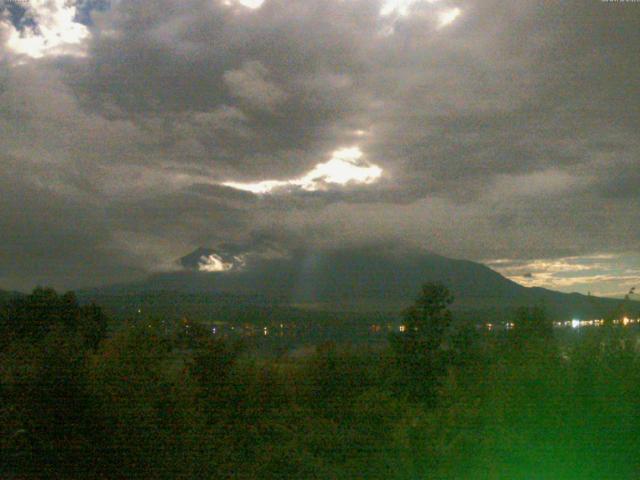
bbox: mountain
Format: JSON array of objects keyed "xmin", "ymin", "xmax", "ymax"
[{"xmin": 79, "ymin": 248, "xmax": 639, "ymax": 322}]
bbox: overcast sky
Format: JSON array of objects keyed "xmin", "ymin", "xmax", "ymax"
[{"xmin": 0, "ymin": 0, "xmax": 638, "ymax": 296}]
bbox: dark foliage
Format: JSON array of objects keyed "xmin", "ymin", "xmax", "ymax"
[
  {"xmin": 389, "ymin": 283, "xmax": 455, "ymax": 402},
  {"xmin": 0, "ymin": 287, "xmax": 107, "ymax": 349},
  {"xmin": 2, "ymin": 286, "xmax": 640, "ymax": 479}
]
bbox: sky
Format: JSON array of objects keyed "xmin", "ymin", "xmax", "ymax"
[{"xmin": 0, "ymin": 0, "xmax": 638, "ymax": 296}]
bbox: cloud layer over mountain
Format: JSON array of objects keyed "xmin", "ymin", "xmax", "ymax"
[{"xmin": 1, "ymin": 0, "xmax": 638, "ymax": 294}]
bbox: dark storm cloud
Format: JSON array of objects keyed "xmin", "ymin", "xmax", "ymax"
[
  {"xmin": 366, "ymin": 0, "xmax": 640, "ymax": 197},
  {"xmin": 0, "ymin": 152, "xmax": 143, "ymax": 290},
  {"xmin": 0, "ymin": 0, "xmax": 638, "ymax": 292},
  {"xmin": 64, "ymin": 0, "xmax": 378, "ymax": 177}
]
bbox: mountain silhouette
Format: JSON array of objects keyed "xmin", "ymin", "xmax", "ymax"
[{"xmin": 80, "ymin": 248, "xmax": 639, "ymax": 322}]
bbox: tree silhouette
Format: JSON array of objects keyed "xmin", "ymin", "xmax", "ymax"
[
  {"xmin": 390, "ymin": 283, "xmax": 454, "ymax": 402},
  {"xmin": 0, "ymin": 287, "xmax": 107, "ymax": 349},
  {"xmin": 514, "ymin": 305, "xmax": 552, "ymax": 341}
]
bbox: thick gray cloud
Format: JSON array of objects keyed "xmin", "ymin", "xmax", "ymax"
[{"xmin": 0, "ymin": 0, "xmax": 638, "ymax": 294}]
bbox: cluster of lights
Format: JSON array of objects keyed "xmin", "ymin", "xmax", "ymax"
[
  {"xmin": 476, "ymin": 318, "xmax": 640, "ymax": 331},
  {"xmin": 616, "ymin": 317, "xmax": 636, "ymax": 326},
  {"xmin": 552, "ymin": 317, "xmax": 638, "ymax": 329},
  {"xmin": 372, "ymin": 324, "xmax": 408, "ymax": 333},
  {"xmin": 206, "ymin": 316, "xmax": 640, "ymax": 338}
]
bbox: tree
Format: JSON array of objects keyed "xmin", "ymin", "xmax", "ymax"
[
  {"xmin": 188, "ymin": 336, "xmax": 243, "ymax": 410},
  {"xmin": 85, "ymin": 323, "xmax": 177, "ymax": 479},
  {"xmin": 0, "ymin": 288, "xmax": 110, "ymax": 477},
  {"xmin": 0, "ymin": 288, "xmax": 107, "ymax": 350},
  {"xmin": 78, "ymin": 303, "xmax": 108, "ymax": 350},
  {"xmin": 513, "ymin": 305, "xmax": 552, "ymax": 341},
  {"xmin": 390, "ymin": 283, "xmax": 455, "ymax": 402},
  {"xmin": 0, "ymin": 294, "xmax": 97, "ymax": 477}
]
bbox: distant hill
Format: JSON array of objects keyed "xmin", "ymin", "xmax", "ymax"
[{"xmin": 79, "ymin": 248, "xmax": 639, "ymax": 323}]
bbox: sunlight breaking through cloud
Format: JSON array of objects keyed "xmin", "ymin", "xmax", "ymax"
[
  {"xmin": 380, "ymin": 0, "xmax": 441, "ymax": 17},
  {"xmin": 379, "ymin": 0, "xmax": 462, "ymax": 35},
  {"xmin": 486, "ymin": 254, "xmax": 640, "ymax": 297},
  {"xmin": 238, "ymin": 0, "xmax": 264, "ymax": 7},
  {"xmin": 4, "ymin": 0, "xmax": 89, "ymax": 59},
  {"xmin": 198, "ymin": 254, "xmax": 234, "ymax": 272},
  {"xmin": 222, "ymin": 0, "xmax": 265, "ymax": 9},
  {"xmin": 197, "ymin": 253, "xmax": 246, "ymax": 272},
  {"xmin": 222, "ymin": 147, "xmax": 383, "ymax": 194},
  {"xmin": 437, "ymin": 7, "xmax": 461, "ymax": 28}
]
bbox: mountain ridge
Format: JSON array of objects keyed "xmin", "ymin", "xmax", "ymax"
[{"xmin": 78, "ymin": 249, "xmax": 639, "ymax": 322}]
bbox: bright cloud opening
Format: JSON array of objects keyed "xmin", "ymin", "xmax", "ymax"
[
  {"xmin": 437, "ymin": 7, "xmax": 462, "ymax": 28},
  {"xmin": 380, "ymin": 0, "xmax": 441, "ymax": 17},
  {"xmin": 485, "ymin": 254, "xmax": 640, "ymax": 297},
  {"xmin": 222, "ymin": 0, "xmax": 265, "ymax": 9},
  {"xmin": 299, "ymin": 147, "xmax": 381, "ymax": 190},
  {"xmin": 239, "ymin": 0, "xmax": 264, "ymax": 7},
  {"xmin": 222, "ymin": 147, "xmax": 383, "ymax": 194},
  {"xmin": 380, "ymin": 0, "xmax": 418, "ymax": 17},
  {"xmin": 198, "ymin": 254, "xmax": 234, "ymax": 272},
  {"xmin": 4, "ymin": 0, "xmax": 89, "ymax": 59},
  {"xmin": 379, "ymin": 1, "xmax": 461, "ymax": 35}
]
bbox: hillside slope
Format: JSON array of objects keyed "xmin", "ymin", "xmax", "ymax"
[{"xmin": 80, "ymin": 249, "xmax": 639, "ymax": 322}]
